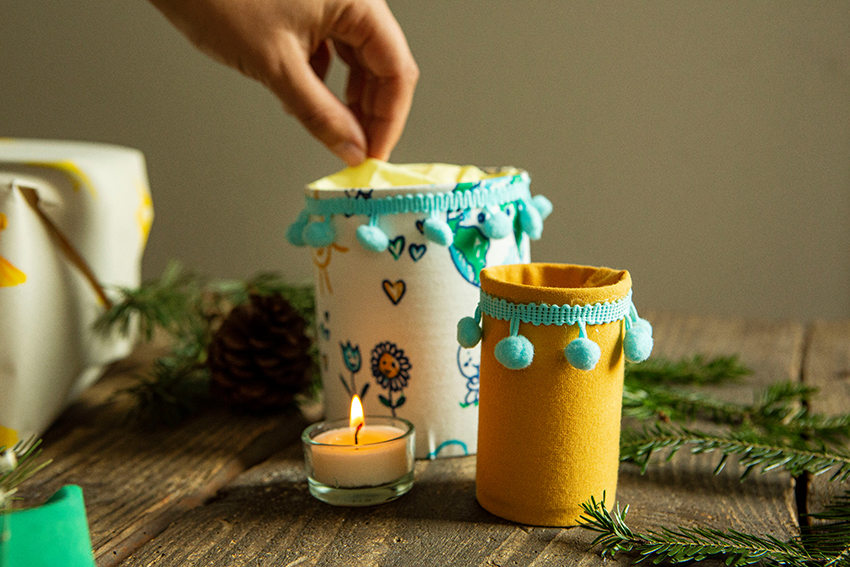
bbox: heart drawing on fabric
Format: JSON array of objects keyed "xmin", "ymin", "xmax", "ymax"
[
  {"xmin": 409, "ymin": 243, "xmax": 427, "ymax": 262},
  {"xmin": 387, "ymin": 236, "xmax": 405, "ymax": 260},
  {"xmin": 415, "ymin": 220, "xmax": 425, "ymax": 234},
  {"xmin": 382, "ymin": 279, "xmax": 406, "ymax": 305}
]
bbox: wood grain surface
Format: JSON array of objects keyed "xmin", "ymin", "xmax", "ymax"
[
  {"xmin": 802, "ymin": 320, "xmax": 850, "ymax": 518},
  {"xmin": 15, "ymin": 311, "xmax": 840, "ymax": 567}
]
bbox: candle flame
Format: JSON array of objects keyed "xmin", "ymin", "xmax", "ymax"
[{"xmin": 349, "ymin": 395, "xmax": 365, "ymax": 430}]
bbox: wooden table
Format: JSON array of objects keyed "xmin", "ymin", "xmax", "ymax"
[{"xmin": 16, "ymin": 312, "xmax": 850, "ymax": 566}]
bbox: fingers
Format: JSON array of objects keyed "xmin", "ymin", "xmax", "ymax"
[
  {"xmin": 268, "ymin": 35, "xmax": 368, "ymax": 166},
  {"xmin": 309, "ymin": 39, "xmax": 332, "ymax": 81},
  {"xmin": 331, "ymin": 0, "xmax": 419, "ymax": 161}
]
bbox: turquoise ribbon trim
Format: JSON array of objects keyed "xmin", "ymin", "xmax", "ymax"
[
  {"xmin": 303, "ymin": 172, "xmax": 530, "ymax": 218},
  {"xmin": 479, "ymin": 289, "xmax": 634, "ymax": 327}
]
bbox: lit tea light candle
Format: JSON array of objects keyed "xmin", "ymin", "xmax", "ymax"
[{"xmin": 302, "ymin": 396, "xmax": 415, "ymax": 506}]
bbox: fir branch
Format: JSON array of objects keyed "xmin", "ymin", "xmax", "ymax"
[
  {"xmin": 1, "ymin": 438, "xmax": 50, "ymax": 507},
  {"xmin": 622, "ymin": 384, "xmax": 747, "ymax": 424},
  {"xmin": 95, "ymin": 261, "xmax": 202, "ymax": 341},
  {"xmin": 621, "ymin": 424, "xmax": 850, "ymax": 481},
  {"xmin": 803, "ymin": 490, "xmax": 850, "ymax": 563},
  {"xmin": 625, "ymin": 354, "xmax": 751, "ymax": 387},
  {"xmin": 97, "ymin": 263, "xmax": 318, "ymax": 424},
  {"xmin": 579, "ymin": 494, "xmax": 824, "ymax": 566}
]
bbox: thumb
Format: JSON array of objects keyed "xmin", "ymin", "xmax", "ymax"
[{"xmin": 269, "ymin": 40, "xmax": 367, "ymax": 166}]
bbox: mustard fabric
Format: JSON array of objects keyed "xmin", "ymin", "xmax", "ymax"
[
  {"xmin": 308, "ymin": 158, "xmax": 520, "ymax": 189},
  {"xmin": 476, "ymin": 263, "xmax": 631, "ymax": 526}
]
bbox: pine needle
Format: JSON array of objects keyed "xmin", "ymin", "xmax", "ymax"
[
  {"xmin": 1, "ymin": 438, "xmax": 50, "ymax": 507},
  {"xmin": 625, "ymin": 355, "xmax": 751, "ymax": 387},
  {"xmin": 620, "ymin": 424, "xmax": 850, "ymax": 481},
  {"xmin": 579, "ymin": 494, "xmax": 825, "ymax": 566}
]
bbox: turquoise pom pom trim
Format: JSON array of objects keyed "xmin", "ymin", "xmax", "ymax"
[
  {"xmin": 495, "ymin": 335, "xmax": 534, "ymax": 370},
  {"xmin": 518, "ymin": 200, "xmax": 543, "ymax": 241},
  {"xmin": 532, "ymin": 194, "xmax": 553, "ymax": 220},
  {"xmin": 624, "ymin": 311, "xmax": 653, "ymax": 363},
  {"xmin": 356, "ymin": 217, "xmax": 390, "ymax": 252},
  {"xmin": 302, "ymin": 219, "xmax": 336, "ymax": 248},
  {"xmin": 457, "ymin": 307, "xmax": 483, "ymax": 348},
  {"xmin": 286, "ymin": 211, "xmax": 309, "ymax": 246},
  {"xmin": 481, "ymin": 207, "xmax": 512, "ymax": 239},
  {"xmin": 494, "ymin": 317, "xmax": 534, "ymax": 369},
  {"xmin": 423, "ymin": 215, "xmax": 454, "ymax": 246},
  {"xmin": 287, "ymin": 172, "xmax": 550, "ymax": 250},
  {"xmin": 565, "ymin": 321, "xmax": 601, "ymax": 370},
  {"xmin": 458, "ymin": 288, "xmax": 653, "ymax": 371}
]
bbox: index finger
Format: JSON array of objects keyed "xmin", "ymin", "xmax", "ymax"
[{"xmin": 331, "ymin": 0, "xmax": 419, "ymax": 160}]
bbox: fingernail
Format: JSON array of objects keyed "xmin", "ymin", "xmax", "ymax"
[{"xmin": 332, "ymin": 142, "xmax": 366, "ymax": 166}]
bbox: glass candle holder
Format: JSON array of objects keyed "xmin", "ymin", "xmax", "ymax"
[{"xmin": 302, "ymin": 416, "xmax": 415, "ymax": 506}]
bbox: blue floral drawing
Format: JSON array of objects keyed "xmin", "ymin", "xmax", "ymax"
[
  {"xmin": 370, "ymin": 341, "xmax": 411, "ymax": 417},
  {"xmin": 457, "ymin": 346, "xmax": 480, "ymax": 408},
  {"xmin": 427, "ymin": 439, "xmax": 469, "ymax": 459},
  {"xmin": 339, "ymin": 341, "xmax": 369, "ymax": 400}
]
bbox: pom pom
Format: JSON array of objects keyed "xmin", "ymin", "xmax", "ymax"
[
  {"xmin": 302, "ymin": 221, "xmax": 336, "ymax": 248},
  {"xmin": 624, "ymin": 325, "xmax": 654, "ymax": 363},
  {"xmin": 494, "ymin": 335, "xmax": 534, "ymax": 370},
  {"xmin": 631, "ymin": 318, "xmax": 653, "ymax": 334},
  {"xmin": 565, "ymin": 337, "xmax": 601, "ymax": 371},
  {"xmin": 519, "ymin": 203, "xmax": 543, "ymax": 240},
  {"xmin": 481, "ymin": 209, "xmax": 512, "ymax": 240},
  {"xmin": 532, "ymin": 195, "xmax": 553, "ymax": 221},
  {"xmin": 356, "ymin": 224, "xmax": 389, "ymax": 252},
  {"xmin": 457, "ymin": 317, "xmax": 482, "ymax": 348},
  {"xmin": 285, "ymin": 212, "xmax": 309, "ymax": 246},
  {"xmin": 423, "ymin": 217, "xmax": 454, "ymax": 246}
]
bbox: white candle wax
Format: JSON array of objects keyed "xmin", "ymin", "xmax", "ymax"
[{"xmin": 310, "ymin": 425, "xmax": 410, "ymax": 488}]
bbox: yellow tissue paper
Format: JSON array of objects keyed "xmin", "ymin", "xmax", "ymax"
[{"xmin": 308, "ymin": 158, "xmax": 519, "ymax": 189}]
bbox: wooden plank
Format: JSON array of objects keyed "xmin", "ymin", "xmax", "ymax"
[
  {"xmin": 802, "ymin": 320, "xmax": 850, "ymax": 517},
  {"xmin": 619, "ymin": 311, "xmax": 803, "ymax": 537},
  {"xmin": 117, "ymin": 312, "xmax": 804, "ymax": 566},
  {"xmin": 14, "ymin": 341, "xmax": 309, "ymax": 567}
]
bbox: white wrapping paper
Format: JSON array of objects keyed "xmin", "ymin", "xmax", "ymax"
[{"xmin": 0, "ymin": 139, "xmax": 153, "ymax": 448}]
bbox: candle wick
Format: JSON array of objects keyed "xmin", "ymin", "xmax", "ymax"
[{"xmin": 354, "ymin": 422, "xmax": 364, "ymax": 445}]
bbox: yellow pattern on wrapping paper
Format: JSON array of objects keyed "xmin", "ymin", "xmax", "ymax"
[
  {"xmin": 0, "ymin": 424, "xmax": 19, "ymax": 450},
  {"xmin": 135, "ymin": 180, "xmax": 154, "ymax": 247},
  {"xmin": 311, "ymin": 243, "xmax": 348, "ymax": 296},
  {"xmin": 24, "ymin": 160, "xmax": 98, "ymax": 199},
  {"xmin": 0, "ymin": 213, "xmax": 26, "ymax": 287}
]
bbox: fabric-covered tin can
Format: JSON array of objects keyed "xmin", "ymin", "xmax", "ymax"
[
  {"xmin": 460, "ymin": 263, "xmax": 653, "ymax": 525},
  {"xmin": 287, "ymin": 160, "xmax": 552, "ymax": 459}
]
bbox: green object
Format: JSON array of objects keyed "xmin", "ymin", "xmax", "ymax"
[{"xmin": 1, "ymin": 485, "xmax": 95, "ymax": 567}]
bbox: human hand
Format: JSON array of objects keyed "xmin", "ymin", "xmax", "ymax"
[{"xmin": 148, "ymin": 0, "xmax": 419, "ymax": 165}]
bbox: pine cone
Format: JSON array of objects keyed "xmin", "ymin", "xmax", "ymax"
[{"xmin": 208, "ymin": 293, "xmax": 313, "ymax": 411}]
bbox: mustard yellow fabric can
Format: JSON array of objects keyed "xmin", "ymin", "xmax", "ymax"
[{"xmin": 468, "ymin": 263, "xmax": 651, "ymax": 526}]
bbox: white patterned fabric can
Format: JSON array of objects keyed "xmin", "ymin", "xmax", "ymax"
[{"xmin": 287, "ymin": 162, "xmax": 551, "ymax": 459}]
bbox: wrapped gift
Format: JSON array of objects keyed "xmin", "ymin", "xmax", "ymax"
[
  {"xmin": 287, "ymin": 159, "xmax": 552, "ymax": 459},
  {"xmin": 460, "ymin": 263, "xmax": 653, "ymax": 526},
  {"xmin": 0, "ymin": 139, "xmax": 153, "ymax": 447}
]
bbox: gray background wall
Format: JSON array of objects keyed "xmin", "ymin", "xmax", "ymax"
[{"xmin": 2, "ymin": 1, "xmax": 848, "ymax": 320}]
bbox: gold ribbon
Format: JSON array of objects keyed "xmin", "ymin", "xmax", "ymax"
[{"xmin": 15, "ymin": 181, "xmax": 113, "ymax": 310}]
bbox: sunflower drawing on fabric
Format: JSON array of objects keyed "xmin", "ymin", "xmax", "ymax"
[
  {"xmin": 339, "ymin": 341, "xmax": 369, "ymax": 400},
  {"xmin": 370, "ymin": 341, "xmax": 412, "ymax": 417},
  {"xmin": 0, "ymin": 213, "xmax": 26, "ymax": 287}
]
